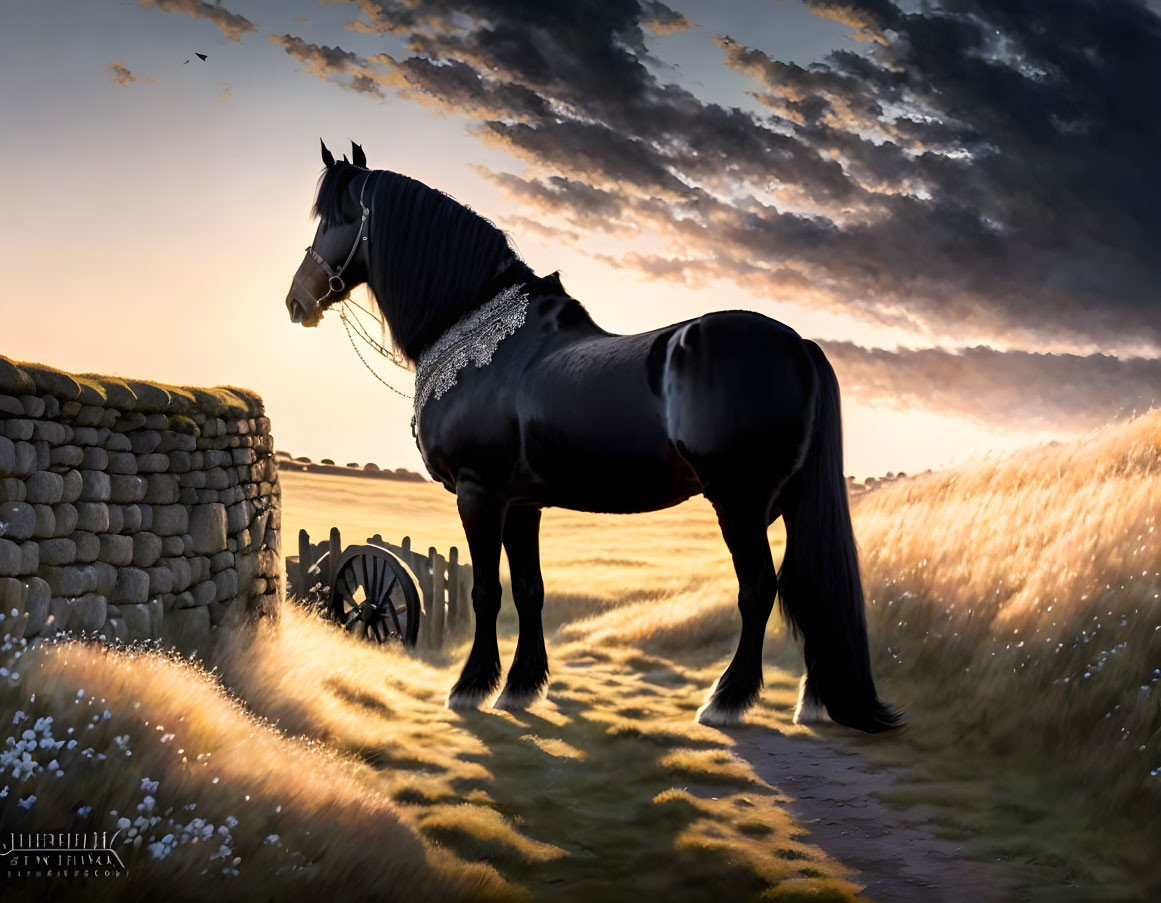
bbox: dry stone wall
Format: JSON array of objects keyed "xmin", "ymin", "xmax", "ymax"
[{"xmin": 0, "ymin": 354, "xmax": 281, "ymax": 657}]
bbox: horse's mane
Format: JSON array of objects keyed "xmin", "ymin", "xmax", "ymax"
[{"xmin": 313, "ymin": 163, "xmax": 526, "ymax": 360}]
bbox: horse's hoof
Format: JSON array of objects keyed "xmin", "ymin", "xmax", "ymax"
[
  {"xmin": 696, "ymin": 697, "xmax": 745, "ymax": 727},
  {"xmin": 493, "ymin": 685, "xmax": 543, "ymax": 711},
  {"xmin": 792, "ymin": 675, "xmax": 832, "ymax": 725},
  {"xmin": 446, "ymin": 687, "xmax": 491, "ymax": 709},
  {"xmin": 793, "ymin": 689, "xmax": 832, "ymax": 725}
]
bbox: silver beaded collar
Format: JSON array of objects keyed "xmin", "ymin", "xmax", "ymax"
[{"xmin": 411, "ymin": 283, "xmax": 530, "ymax": 436}]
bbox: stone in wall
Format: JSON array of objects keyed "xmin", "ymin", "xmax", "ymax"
[{"xmin": 0, "ymin": 353, "xmax": 282, "ymax": 659}]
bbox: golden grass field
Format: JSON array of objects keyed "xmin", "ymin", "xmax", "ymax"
[
  {"xmin": 856, "ymin": 411, "xmax": 1161, "ymax": 892},
  {"xmin": 2, "ymin": 410, "xmax": 1160, "ymax": 901}
]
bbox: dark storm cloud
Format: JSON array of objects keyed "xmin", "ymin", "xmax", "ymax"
[
  {"xmin": 386, "ymin": 55, "xmax": 553, "ymax": 121},
  {"xmin": 821, "ymin": 343, "xmax": 1161, "ymax": 430},
  {"xmin": 473, "ymin": 119, "xmax": 697, "ymax": 198},
  {"xmin": 305, "ymin": 0, "xmax": 1161, "ymax": 355},
  {"xmin": 137, "ymin": 0, "xmax": 257, "ymax": 42},
  {"xmin": 175, "ymin": 0, "xmax": 1161, "ymax": 429},
  {"xmin": 328, "ymin": 2, "xmax": 861, "ymax": 206},
  {"xmin": 717, "ymin": 1, "xmax": 1161, "ymax": 350},
  {"xmin": 267, "ymin": 34, "xmax": 390, "ymax": 95},
  {"xmin": 475, "ymin": 169, "xmax": 638, "ymax": 235}
]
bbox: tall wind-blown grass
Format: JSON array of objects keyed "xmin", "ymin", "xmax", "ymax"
[
  {"xmin": 853, "ymin": 409, "xmax": 1161, "ymax": 856},
  {"xmin": 0, "ymin": 636, "xmax": 504, "ymax": 901}
]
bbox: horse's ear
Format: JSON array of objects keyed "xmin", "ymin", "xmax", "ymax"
[
  {"xmin": 320, "ymin": 139, "xmax": 335, "ymax": 169},
  {"xmin": 351, "ymin": 142, "xmax": 367, "ymax": 168},
  {"xmin": 342, "ymin": 154, "xmax": 349, "ymax": 163}
]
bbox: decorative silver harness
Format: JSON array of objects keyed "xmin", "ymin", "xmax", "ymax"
[{"xmin": 411, "ymin": 283, "xmax": 530, "ymax": 437}]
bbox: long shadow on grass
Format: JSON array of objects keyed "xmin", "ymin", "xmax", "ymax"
[{"xmin": 411, "ymin": 652, "xmax": 860, "ymax": 902}]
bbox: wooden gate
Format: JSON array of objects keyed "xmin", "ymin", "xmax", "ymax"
[{"xmin": 286, "ymin": 527, "xmax": 472, "ymax": 649}]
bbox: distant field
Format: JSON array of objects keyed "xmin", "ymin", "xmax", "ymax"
[{"xmin": 280, "ymin": 469, "xmax": 755, "ymax": 637}]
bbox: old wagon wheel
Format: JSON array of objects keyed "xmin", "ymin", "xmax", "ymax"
[{"xmin": 328, "ymin": 545, "xmax": 421, "ymax": 646}]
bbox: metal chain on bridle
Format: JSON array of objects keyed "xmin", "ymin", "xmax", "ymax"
[{"xmin": 338, "ymin": 298, "xmax": 414, "ymax": 399}]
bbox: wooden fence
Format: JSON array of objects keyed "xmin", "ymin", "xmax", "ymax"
[{"xmin": 285, "ymin": 527, "xmax": 472, "ymax": 649}]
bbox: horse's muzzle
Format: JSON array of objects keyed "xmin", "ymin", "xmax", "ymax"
[{"xmin": 286, "ymin": 292, "xmax": 321, "ymax": 327}]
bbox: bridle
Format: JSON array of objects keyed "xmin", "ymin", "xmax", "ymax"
[
  {"xmin": 302, "ymin": 170, "xmax": 375, "ymax": 308},
  {"xmin": 300, "ymin": 168, "xmax": 413, "ymax": 397}
]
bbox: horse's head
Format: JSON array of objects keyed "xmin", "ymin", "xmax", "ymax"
[{"xmin": 285, "ymin": 140, "xmax": 373, "ymax": 327}]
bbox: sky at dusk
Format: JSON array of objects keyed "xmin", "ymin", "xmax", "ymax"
[{"xmin": 3, "ymin": 0, "xmax": 1159, "ymax": 479}]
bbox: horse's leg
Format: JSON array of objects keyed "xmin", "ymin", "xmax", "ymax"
[
  {"xmin": 495, "ymin": 507, "xmax": 548, "ymax": 710},
  {"xmin": 447, "ymin": 483, "xmax": 507, "ymax": 709},
  {"xmin": 696, "ymin": 499, "xmax": 778, "ymax": 726}
]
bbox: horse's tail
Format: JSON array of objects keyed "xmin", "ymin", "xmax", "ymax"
[{"xmin": 778, "ymin": 340, "xmax": 901, "ymax": 733}]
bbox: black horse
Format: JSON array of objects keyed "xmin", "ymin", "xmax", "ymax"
[{"xmin": 285, "ymin": 141, "xmax": 899, "ymax": 732}]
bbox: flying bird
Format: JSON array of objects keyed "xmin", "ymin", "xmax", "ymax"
[{"xmin": 183, "ymin": 53, "xmax": 208, "ymax": 64}]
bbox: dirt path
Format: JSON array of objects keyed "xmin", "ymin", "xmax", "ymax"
[{"xmin": 727, "ymin": 729, "xmax": 1002, "ymax": 903}]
